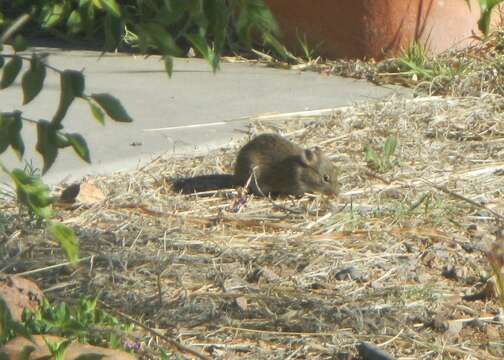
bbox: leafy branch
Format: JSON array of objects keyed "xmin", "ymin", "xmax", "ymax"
[{"xmin": 0, "ymin": 15, "xmax": 134, "ymax": 263}]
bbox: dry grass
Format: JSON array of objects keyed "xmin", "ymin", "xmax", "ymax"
[
  {"xmin": 249, "ymin": 30, "xmax": 504, "ymax": 99},
  {"xmin": 2, "ymin": 94, "xmax": 504, "ymax": 359}
]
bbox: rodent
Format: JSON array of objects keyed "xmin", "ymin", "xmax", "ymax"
[{"xmin": 233, "ymin": 133, "xmax": 340, "ymax": 197}]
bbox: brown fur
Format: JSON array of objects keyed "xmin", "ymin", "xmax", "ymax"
[{"xmin": 234, "ymin": 133, "xmax": 340, "ymax": 197}]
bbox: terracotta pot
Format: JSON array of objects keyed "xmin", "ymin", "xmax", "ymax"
[{"xmin": 265, "ymin": 0, "xmax": 502, "ymax": 59}]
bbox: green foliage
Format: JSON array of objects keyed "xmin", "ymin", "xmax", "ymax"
[
  {"xmin": 0, "ymin": 55, "xmax": 22, "ymax": 89},
  {"xmin": 0, "ymin": 0, "xmax": 285, "ymax": 72},
  {"xmin": 0, "ymin": 111, "xmax": 24, "ymax": 160},
  {"xmin": 0, "ymin": 296, "xmax": 33, "ymax": 346},
  {"xmin": 0, "ymin": 16, "xmax": 133, "ymax": 264},
  {"xmin": 364, "ymin": 136, "xmax": 399, "ymax": 173},
  {"xmin": 478, "ymin": 0, "xmax": 504, "ymax": 35},
  {"xmin": 90, "ymin": 93, "xmax": 133, "ymax": 123},
  {"xmin": 398, "ymin": 42, "xmax": 435, "ymax": 81},
  {"xmin": 23, "ymin": 297, "xmax": 133, "ymax": 350},
  {"xmin": 48, "ymin": 221, "xmax": 79, "ymax": 264},
  {"xmin": 44, "ymin": 337, "xmax": 73, "ymax": 360},
  {"xmin": 22, "ymin": 55, "xmax": 47, "ymax": 105},
  {"xmin": 9, "ymin": 167, "xmax": 55, "ymax": 218}
]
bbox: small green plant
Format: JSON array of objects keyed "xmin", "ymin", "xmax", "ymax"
[
  {"xmin": 297, "ymin": 33, "xmax": 320, "ymax": 63},
  {"xmin": 23, "ymin": 297, "xmax": 133, "ymax": 349},
  {"xmin": 364, "ymin": 136, "xmax": 399, "ymax": 173},
  {"xmin": 0, "ymin": 296, "xmax": 32, "ymax": 346},
  {"xmin": 398, "ymin": 42, "xmax": 435, "ymax": 81},
  {"xmin": 44, "ymin": 337, "xmax": 73, "ymax": 360}
]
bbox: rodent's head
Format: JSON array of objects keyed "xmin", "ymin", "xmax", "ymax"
[{"xmin": 297, "ymin": 147, "xmax": 340, "ymax": 196}]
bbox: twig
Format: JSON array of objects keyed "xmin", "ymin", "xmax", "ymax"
[
  {"xmin": 1, "ymin": 14, "xmax": 31, "ymax": 43},
  {"xmin": 220, "ymin": 326, "xmax": 352, "ymax": 337},
  {"xmin": 98, "ymin": 301, "xmax": 211, "ymax": 360},
  {"xmin": 15, "ymin": 256, "xmax": 92, "ymax": 276},
  {"xmin": 422, "ymin": 178, "xmax": 504, "ymax": 223}
]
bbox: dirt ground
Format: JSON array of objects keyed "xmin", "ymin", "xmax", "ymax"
[{"xmin": 2, "ymin": 94, "xmax": 504, "ymax": 359}]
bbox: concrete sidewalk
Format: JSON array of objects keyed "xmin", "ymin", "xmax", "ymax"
[{"xmin": 1, "ymin": 48, "xmax": 408, "ymax": 184}]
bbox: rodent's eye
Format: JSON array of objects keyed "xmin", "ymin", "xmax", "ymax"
[{"xmin": 323, "ymin": 174, "xmax": 330, "ymax": 183}]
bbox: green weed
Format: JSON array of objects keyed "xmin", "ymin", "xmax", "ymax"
[
  {"xmin": 22, "ymin": 297, "xmax": 133, "ymax": 350},
  {"xmin": 364, "ymin": 136, "xmax": 399, "ymax": 173}
]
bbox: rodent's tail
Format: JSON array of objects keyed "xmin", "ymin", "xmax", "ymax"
[{"xmin": 171, "ymin": 174, "xmax": 236, "ymax": 194}]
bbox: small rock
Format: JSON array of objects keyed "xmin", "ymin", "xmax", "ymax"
[
  {"xmin": 463, "ymin": 276, "xmax": 501, "ymax": 301},
  {"xmin": 430, "ymin": 315, "xmax": 448, "ymax": 332},
  {"xmin": 223, "ymin": 277, "xmax": 248, "ymax": 292},
  {"xmin": 442, "ymin": 264, "xmax": 468, "ymax": 281},
  {"xmin": 334, "ymin": 266, "xmax": 367, "ymax": 282},
  {"xmin": 0, "ymin": 275, "xmax": 44, "ymax": 322},
  {"xmin": 467, "ymin": 223, "xmax": 478, "ymax": 231},
  {"xmin": 473, "ymin": 195, "xmax": 490, "ymax": 205},
  {"xmin": 465, "ymin": 318, "xmax": 486, "ymax": 330},
  {"xmin": 0, "ymin": 335, "xmax": 136, "ymax": 359},
  {"xmin": 486, "ymin": 325, "xmax": 500, "ymax": 340},
  {"xmin": 357, "ymin": 342, "xmax": 394, "ymax": 360},
  {"xmin": 235, "ymin": 296, "xmax": 248, "ymax": 311},
  {"xmin": 446, "ymin": 320, "xmax": 462, "ymax": 338},
  {"xmin": 78, "ymin": 182, "xmax": 106, "ymax": 204},
  {"xmin": 259, "ymin": 267, "xmax": 281, "ymax": 283},
  {"xmin": 461, "ymin": 242, "xmax": 484, "ymax": 253}
]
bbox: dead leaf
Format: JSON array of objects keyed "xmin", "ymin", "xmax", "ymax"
[{"xmin": 77, "ymin": 182, "xmax": 106, "ymax": 204}]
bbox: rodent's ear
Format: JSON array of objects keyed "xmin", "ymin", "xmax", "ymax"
[{"xmin": 300, "ymin": 149, "xmax": 318, "ymax": 166}]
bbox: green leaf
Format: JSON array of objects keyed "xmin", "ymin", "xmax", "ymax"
[
  {"xmin": 104, "ymin": 13, "xmax": 123, "ymax": 51},
  {"xmin": 36, "ymin": 120, "xmax": 59, "ymax": 173},
  {"xmin": 48, "ymin": 222, "xmax": 79, "ymax": 264},
  {"xmin": 137, "ymin": 23, "xmax": 180, "ymax": 56},
  {"xmin": 0, "ymin": 111, "xmax": 24, "ymax": 159},
  {"xmin": 0, "ymin": 56, "xmax": 4, "ymax": 69},
  {"xmin": 185, "ymin": 33, "xmax": 219, "ymax": 71},
  {"xmin": 160, "ymin": 349, "xmax": 170, "ymax": 360},
  {"xmin": 67, "ymin": 10, "xmax": 83, "ymax": 34},
  {"xmin": 364, "ymin": 146, "xmax": 377, "ymax": 163},
  {"xmin": 383, "ymin": 136, "xmax": 398, "ymax": 159},
  {"xmin": 97, "ymin": 0, "xmax": 122, "ymax": 17},
  {"xmin": 13, "ymin": 35, "xmax": 28, "ymax": 52},
  {"xmin": 42, "ymin": 3, "xmax": 66, "ymax": 28},
  {"xmin": 44, "ymin": 336, "xmax": 73, "ymax": 360},
  {"xmin": 206, "ymin": 0, "xmax": 229, "ymax": 57},
  {"xmin": 87, "ymin": 98, "xmax": 105, "ymax": 125},
  {"xmin": 478, "ymin": 0, "xmax": 503, "ymax": 35},
  {"xmin": 164, "ymin": 56, "xmax": 173, "ymax": 78},
  {"xmin": 1, "ymin": 55, "xmax": 23, "ymax": 89},
  {"xmin": 22, "ymin": 55, "xmax": 47, "ymax": 105},
  {"xmin": 9, "ymin": 321, "xmax": 34, "ymax": 342},
  {"xmin": 65, "ymin": 133, "xmax": 91, "ymax": 163},
  {"xmin": 0, "ymin": 296, "xmax": 13, "ymax": 339},
  {"xmin": 52, "ymin": 70, "xmax": 85, "ymax": 126},
  {"xmin": 10, "ymin": 168, "xmax": 54, "ymax": 219},
  {"xmin": 55, "ymin": 132, "xmax": 71, "ymax": 148},
  {"xmin": 11, "ymin": 132, "xmax": 25, "ymax": 160},
  {"xmin": 91, "ymin": 93, "xmax": 133, "ymax": 122}
]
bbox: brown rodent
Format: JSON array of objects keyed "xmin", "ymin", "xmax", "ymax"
[{"xmin": 233, "ymin": 133, "xmax": 340, "ymax": 197}]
